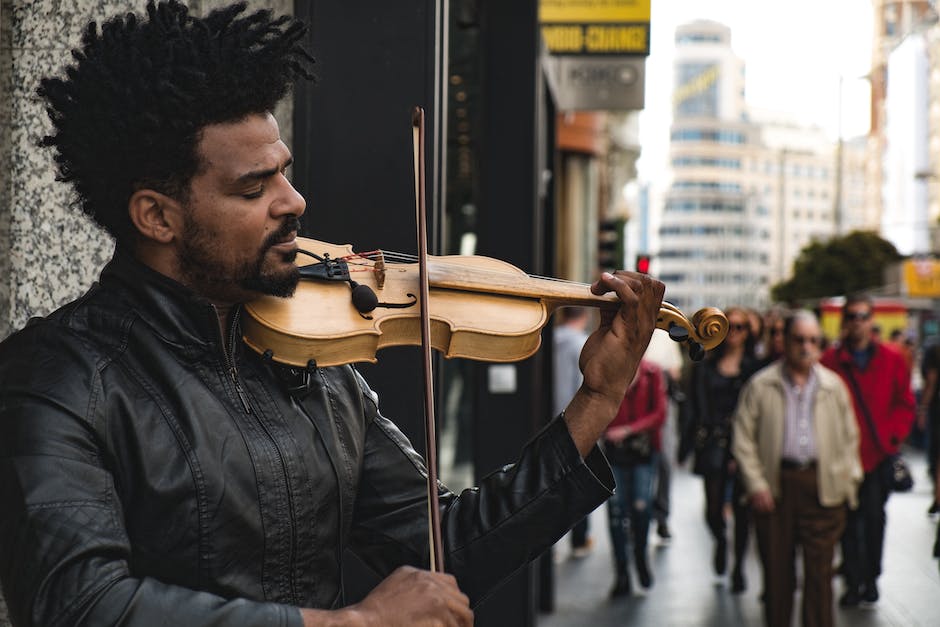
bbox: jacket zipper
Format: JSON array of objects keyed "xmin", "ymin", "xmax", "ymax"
[
  {"xmin": 217, "ymin": 306, "xmax": 299, "ymax": 601},
  {"xmin": 223, "ymin": 308, "xmax": 253, "ymax": 414}
]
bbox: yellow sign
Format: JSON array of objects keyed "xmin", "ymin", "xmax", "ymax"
[
  {"xmin": 904, "ymin": 259, "xmax": 940, "ymax": 297},
  {"xmin": 542, "ymin": 24, "xmax": 649, "ymax": 54},
  {"xmin": 673, "ymin": 65, "xmax": 719, "ymax": 106},
  {"xmin": 540, "ymin": 0, "xmax": 651, "ymax": 23}
]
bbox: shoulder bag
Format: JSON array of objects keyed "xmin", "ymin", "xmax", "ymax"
[
  {"xmin": 841, "ymin": 365, "xmax": 913, "ymax": 492},
  {"xmin": 603, "ymin": 370, "xmax": 656, "ymax": 467}
]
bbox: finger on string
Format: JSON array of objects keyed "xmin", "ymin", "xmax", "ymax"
[{"xmin": 590, "ymin": 272, "xmax": 619, "ymax": 295}]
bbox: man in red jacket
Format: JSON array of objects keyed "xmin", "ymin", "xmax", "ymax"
[{"xmin": 820, "ymin": 294, "xmax": 915, "ymax": 607}]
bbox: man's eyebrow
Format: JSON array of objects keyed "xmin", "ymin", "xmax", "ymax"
[{"xmin": 232, "ymin": 157, "xmax": 293, "ymax": 185}]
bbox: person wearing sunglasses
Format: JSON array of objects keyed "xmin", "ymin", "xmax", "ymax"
[
  {"xmin": 820, "ymin": 293, "xmax": 915, "ymax": 608},
  {"xmin": 733, "ymin": 310, "xmax": 861, "ymax": 627},
  {"xmin": 757, "ymin": 307, "xmax": 789, "ymax": 367},
  {"xmin": 678, "ymin": 306, "xmax": 761, "ymax": 593}
]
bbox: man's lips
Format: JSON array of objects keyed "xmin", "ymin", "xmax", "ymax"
[{"xmin": 269, "ymin": 232, "xmax": 298, "ymax": 249}]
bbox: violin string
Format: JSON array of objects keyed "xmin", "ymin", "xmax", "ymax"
[
  {"xmin": 328, "ymin": 249, "xmax": 611, "ymax": 290},
  {"xmin": 333, "ymin": 249, "xmax": 593, "ymax": 287}
]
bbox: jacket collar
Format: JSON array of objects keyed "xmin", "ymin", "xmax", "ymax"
[
  {"xmin": 831, "ymin": 341, "xmax": 880, "ymax": 364},
  {"xmin": 98, "ymin": 248, "xmax": 230, "ymax": 354},
  {"xmin": 767, "ymin": 361, "xmax": 841, "ymax": 392}
]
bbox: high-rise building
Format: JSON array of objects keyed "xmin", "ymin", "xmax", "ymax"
[
  {"xmin": 657, "ymin": 20, "xmax": 867, "ymax": 310},
  {"xmin": 868, "ymin": 1, "xmax": 935, "ymax": 235},
  {"xmin": 882, "ymin": 30, "xmax": 930, "ymax": 254},
  {"xmin": 658, "ymin": 21, "xmax": 771, "ymax": 310}
]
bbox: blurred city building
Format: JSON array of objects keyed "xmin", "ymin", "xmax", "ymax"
[
  {"xmin": 870, "ymin": 0, "xmax": 935, "ymax": 249},
  {"xmin": 879, "ymin": 3, "xmax": 933, "ymax": 254},
  {"xmin": 657, "ymin": 21, "xmax": 767, "ymax": 311},
  {"xmin": 655, "ymin": 20, "xmax": 867, "ymax": 311},
  {"xmin": 869, "ymin": 0, "xmax": 940, "ymax": 337}
]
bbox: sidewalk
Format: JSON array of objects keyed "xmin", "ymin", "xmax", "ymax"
[{"xmin": 540, "ymin": 450, "xmax": 940, "ymax": 627}]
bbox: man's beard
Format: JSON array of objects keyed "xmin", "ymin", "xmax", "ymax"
[
  {"xmin": 177, "ymin": 214, "xmax": 302, "ymax": 301},
  {"xmin": 845, "ymin": 328, "xmax": 868, "ymax": 348}
]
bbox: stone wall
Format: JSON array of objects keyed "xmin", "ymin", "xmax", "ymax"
[
  {"xmin": 0, "ymin": 1, "xmax": 294, "ymax": 623},
  {"xmin": 0, "ymin": 0, "xmax": 293, "ymax": 339}
]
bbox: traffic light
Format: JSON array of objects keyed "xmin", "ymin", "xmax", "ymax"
[{"xmin": 635, "ymin": 254, "xmax": 651, "ymax": 274}]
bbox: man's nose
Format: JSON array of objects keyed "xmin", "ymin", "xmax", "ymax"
[{"xmin": 273, "ymin": 175, "xmax": 306, "ymax": 218}]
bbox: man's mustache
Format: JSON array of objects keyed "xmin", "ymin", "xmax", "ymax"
[{"xmin": 263, "ymin": 216, "xmax": 302, "ymax": 250}]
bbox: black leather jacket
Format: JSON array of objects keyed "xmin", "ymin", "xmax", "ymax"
[{"xmin": 0, "ymin": 252, "xmax": 613, "ymax": 627}]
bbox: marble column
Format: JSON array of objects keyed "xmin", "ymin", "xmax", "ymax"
[{"xmin": 0, "ymin": 0, "xmax": 132, "ymax": 341}]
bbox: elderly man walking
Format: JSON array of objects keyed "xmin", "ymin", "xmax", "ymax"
[{"xmin": 734, "ymin": 311, "xmax": 862, "ymax": 627}]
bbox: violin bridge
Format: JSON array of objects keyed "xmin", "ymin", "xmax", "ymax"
[{"xmin": 374, "ymin": 250, "xmax": 386, "ymax": 289}]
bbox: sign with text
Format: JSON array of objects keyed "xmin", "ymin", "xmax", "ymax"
[
  {"xmin": 544, "ymin": 55, "xmax": 645, "ymax": 110},
  {"xmin": 539, "ymin": 0, "xmax": 651, "ymax": 56},
  {"xmin": 904, "ymin": 258, "xmax": 940, "ymax": 297}
]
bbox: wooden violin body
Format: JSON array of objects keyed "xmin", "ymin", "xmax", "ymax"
[{"xmin": 242, "ymin": 237, "xmax": 728, "ymax": 368}]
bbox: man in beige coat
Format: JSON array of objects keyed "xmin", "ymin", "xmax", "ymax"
[{"xmin": 733, "ymin": 311, "xmax": 862, "ymax": 627}]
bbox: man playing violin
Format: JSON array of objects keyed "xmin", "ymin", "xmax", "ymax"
[{"xmin": 0, "ymin": 2, "xmax": 664, "ymax": 626}]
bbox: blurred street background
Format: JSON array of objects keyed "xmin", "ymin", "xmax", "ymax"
[{"xmin": 542, "ymin": 448, "xmax": 939, "ymax": 627}]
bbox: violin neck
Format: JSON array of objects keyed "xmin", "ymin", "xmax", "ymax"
[{"xmin": 427, "ymin": 260, "xmax": 619, "ymax": 312}]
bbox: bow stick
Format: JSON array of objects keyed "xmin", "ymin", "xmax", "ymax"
[{"xmin": 413, "ymin": 106, "xmax": 445, "ymax": 572}]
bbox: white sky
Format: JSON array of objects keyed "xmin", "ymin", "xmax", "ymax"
[{"xmin": 637, "ymin": 0, "xmax": 874, "ymax": 182}]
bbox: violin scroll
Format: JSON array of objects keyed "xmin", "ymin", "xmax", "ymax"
[{"xmin": 656, "ymin": 303, "xmax": 728, "ymax": 362}]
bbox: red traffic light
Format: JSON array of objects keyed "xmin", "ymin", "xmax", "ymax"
[{"xmin": 635, "ymin": 254, "xmax": 651, "ymax": 274}]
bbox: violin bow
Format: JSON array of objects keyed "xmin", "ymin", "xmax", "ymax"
[{"xmin": 412, "ymin": 106, "xmax": 445, "ymax": 572}]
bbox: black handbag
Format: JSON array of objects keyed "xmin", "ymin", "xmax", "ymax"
[
  {"xmin": 880, "ymin": 454, "xmax": 914, "ymax": 492},
  {"xmin": 842, "ymin": 365, "xmax": 914, "ymax": 493},
  {"xmin": 693, "ymin": 424, "xmax": 729, "ymax": 474},
  {"xmin": 603, "ymin": 432, "xmax": 653, "ymax": 466},
  {"xmin": 603, "ymin": 371, "xmax": 656, "ymax": 467}
]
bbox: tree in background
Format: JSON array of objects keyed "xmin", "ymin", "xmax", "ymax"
[{"xmin": 771, "ymin": 231, "xmax": 903, "ymax": 304}]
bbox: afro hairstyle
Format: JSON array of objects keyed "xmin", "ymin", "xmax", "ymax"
[{"xmin": 37, "ymin": 0, "xmax": 315, "ymax": 246}]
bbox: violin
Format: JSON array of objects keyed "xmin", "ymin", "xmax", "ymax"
[{"xmin": 242, "ymin": 237, "xmax": 729, "ymax": 368}]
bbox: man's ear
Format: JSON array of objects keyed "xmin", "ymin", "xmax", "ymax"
[{"xmin": 128, "ymin": 189, "xmax": 183, "ymax": 244}]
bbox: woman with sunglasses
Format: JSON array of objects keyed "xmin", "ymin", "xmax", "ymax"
[
  {"xmin": 679, "ymin": 306, "xmax": 762, "ymax": 593},
  {"xmin": 758, "ymin": 306, "xmax": 789, "ymax": 367}
]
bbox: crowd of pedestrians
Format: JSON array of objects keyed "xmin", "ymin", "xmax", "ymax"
[{"xmin": 555, "ymin": 293, "xmax": 938, "ymax": 627}]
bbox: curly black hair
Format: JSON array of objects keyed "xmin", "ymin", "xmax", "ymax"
[{"xmin": 38, "ymin": 0, "xmax": 315, "ymax": 246}]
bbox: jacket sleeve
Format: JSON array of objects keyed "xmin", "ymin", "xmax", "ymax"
[
  {"xmin": 349, "ymin": 388, "xmax": 613, "ymax": 607},
  {"xmin": 887, "ymin": 352, "xmax": 916, "ymax": 450},
  {"xmin": 626, "ymin": 367, "xmax": 667, "ymax": 436},
  {"xmin": 731, "ymin": 379, "xmax": 770, "ymax": 496},
  {"xmin": 0, "ymin": 378, "xmax": 300, "ymax": 627},
  {"xmin": 835, "ymin": 377, "xmax": 864, "ymax": 506}
]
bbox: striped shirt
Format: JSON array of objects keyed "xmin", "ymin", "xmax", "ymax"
[{"xmin": 781, "ymin": 368, "xmax": 818, "ymax": 463}]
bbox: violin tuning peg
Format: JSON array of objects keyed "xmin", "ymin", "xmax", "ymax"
[
  {"xmin": 688, "ymin": 341, "xmax": 706, "ymax": 362},
  {"xmin": 667, "ymin": 321, "xmax": 690, "ymax": 343}
]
